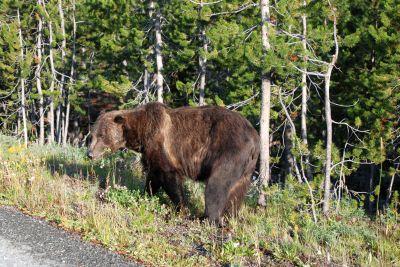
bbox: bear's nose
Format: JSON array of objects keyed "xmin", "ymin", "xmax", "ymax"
[{"xmin": 87, "ymin": 151, "xmax": 94, "ymax": 159}]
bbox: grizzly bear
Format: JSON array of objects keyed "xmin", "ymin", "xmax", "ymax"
[{"xmin": 87, "ymin": 102, "xmax": 260, "ymax": 224}]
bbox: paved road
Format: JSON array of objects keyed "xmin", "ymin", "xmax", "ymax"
[{"xmin": 0, "ymin": 206, "xmax": 138, "ymax": 267}]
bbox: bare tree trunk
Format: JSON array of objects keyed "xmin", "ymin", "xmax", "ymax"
[
  {"xmin": 2, "ymin": 103, "xmax": 8, "ymax": 131},
  {"xmin": 279, "ymin": 87, "xmax": 302, "ymax": 183},
  {"xmin": 62, "ymin": 0, "xmax": 76, "ymax": 147},
  {"xmin": 198, "ymin": 1, "xmax": 207, "ymax": 106},
  {"xmin": 386, "ymin": 163, "xmax": 399, "ymax": 207},
  {"xmin": 143, "ymin": 69, "xmax": 150, "ymax": 103},
  {"xmin": 17, "ymin": 9, "xmax": 28, "ymax": 148},
  {"xmin": 155, "ymin": 13, "xmax": 164, "ymax": 103},
  {"xmin": 198, "ymin": 28, "xmax": 207, "ymax": 106},
  {"xmin": 36, "ymin": 0, "xmax": 45, "ymax": 145},
  {"xmin": 17, "ymin": 115, "xmax": 21, "ymax": 136},
  {"xmin": 323, "ymin": 66, "xmax": 333, "ymax": 215},
  {"xmin": 56, "ymin": 0, "xmax": 67, "ymax": 144},
  {"xmin": 283, "ymin": 126, "xmax": 295, "ymax": 181},
  {"xmin": 258, "ymin": 0, "xmax": 272, "ymax": 206},
  {"xmin": 144, "ymin": 2, "xmax": 155, "ymax": 103},
  {"xmin": 43, "ymin": 1, "xmax": 55, "ymax": 144},
  {"xmin": 322, "ymin": 9, "xmax": 339, "ymax": 215},
  {"xmin": 301, "ymin": 0, "xmax": 312, "ymax": 180},
  {"xmin": 367, "ymin": 164, "xmax": 375, "ymax": 213},
  {"xmin": 149, "ymin": 0, "xmax": 164, "ymax": 103}
]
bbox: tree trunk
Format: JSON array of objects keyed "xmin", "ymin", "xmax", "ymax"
[
  {"xmin": 322, "ymin": 74, "xmax": 332, "ymax": 214},
  {"xmin": 198, "ymin": 28, "xmax": 207, "ymax": 106},
  {"xmin": 368, "ymin": 164, "xmax": 375, "ymax": 213},
  {"xmin": 283, "ymin": 125, "xmax": 293, "ymax": 182},
  {"xmin": 386, "ymin": 163, "xmax": 399, "ymax": 207},
  {"xmin": 144, "ymin": 3, "xmax": 153, "ymax": 104},
  {"xmin": 17, "ymin": 9, "xmax": 28, "ymax": 148},
  {"xmin": 279, "ymin": 87, "xmax": 302, "ymax": 183},
  {"xmin": 43, "ymin": 1, "xmax": 56, "ymax": 144},
  {"xmin": 322, "ymin": 11, "xmax": 339, "ymax": 215},
  {"xmin": 155, "ymin": 11, "xmax": 164, "ymax": 103},
  {"xmin": 301, "ymin": 0, "xmax": 312, "ymax": 180},
  {"xmin": 322, "ymin": 66, "xmax": 333, "ymax": 215},
  {"xmin": 198, "ymin": 1, "xmax": 207, "ymax": 106},
  {"xmin": 62, "ymin": 0, "xmax": 76, "ymax": 147},
  {"xmin": 56, "ymin": 0, "xmax": 67, "ymax": 144},
  {"xmin": 36, "ymin": 0, "xmax": 45, "ymax": 145},
  {"xmin": 258, "ymin": 0, "xmax": 272, "ymax": 206},
  {"xmin": 322, "ymin": 9, "xmax": 339, "ymax": 215},
  {"xmin": 17, "ymin": 114, "xmax": 21, "ymax": 136},
  {"xmin": 143, "ymin": 69, "xmax": 150, "ymax": 103},
  {"xmin": 149, "ymin": 0, "xmax": 164, "ymax": 103}
]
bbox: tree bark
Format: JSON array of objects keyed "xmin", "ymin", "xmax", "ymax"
[
  {"xmin": 301, "ymin": 0, "xmax": 312, "ymax": 180},
  {"xmin": 17, "ymin": 9, "xmax": 28, "ymax": 148},
  {"xmin": 322, "ymin": 9, "xmax": 339, "ymax": 215},
  {"xmin": 56, "ymin": 0, "xmax": 67, "ymax": 144},
  {"xmin": 144, "ymin": 69, "xmax": 150, "ymax": 103},
  {"xmin": 368, "ymin": 164, "xmax": 375, "ymax": 213},
  {"xmin": 62, "ymin": 0, "xmax": 76, "ymax": 147},
  {"xmin": 386, "ymin": 163, "xmax": 399, "ymax": 207},
  {"xmin": 149, "ymin": 0, "xmax": 164, "ymax": 103},
  {"xmin": 43, "ymin": 1, "xmax": 56, "ymax": 144},
  {"xmin": 258, "ymin": 0, "xmax": 272, "ymax": 206},
  {"xmin": 198, "ymin": 1, "xmax": 207, "ymax": 106},
  {"xmin": 283, "ymin": 125, "xmax": 294, "ymax": 182},
  {"xmin": 279, "ymin": 88, "xmax": 302, "ymax": 184},
  {"xmin": 323, "ymin": 65, "xmax": 334, "ymax": 215},
  {"xmin": 35, "ymin": 0, "xmax": 45, "ymax": 145}
]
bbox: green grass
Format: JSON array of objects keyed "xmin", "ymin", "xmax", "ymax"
[{"xmin": 0, "ymin": 135, "xmax": 399, "ymax": 266}]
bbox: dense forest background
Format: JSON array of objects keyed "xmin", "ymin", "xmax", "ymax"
[{"xmin": 0, "ymin": 0, "xmax": 399, "ymax": 214}]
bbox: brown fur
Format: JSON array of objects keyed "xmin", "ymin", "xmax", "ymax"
[{"xmin": 88, "ymin": 102, "xmax": 260, "ymax": 224}]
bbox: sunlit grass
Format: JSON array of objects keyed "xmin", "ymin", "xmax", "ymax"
[{"xmin": 0, "ymin": 135, "xmax": 399, "ymax": 266}]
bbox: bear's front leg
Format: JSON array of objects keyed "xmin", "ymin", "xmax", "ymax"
[
  {"xmin": 145, "ymin": 175, "xmax": 161, "ymax": 196},
  {"xmin": 160, "ymin": 173, "xmax": 186, "ymax": 211}
]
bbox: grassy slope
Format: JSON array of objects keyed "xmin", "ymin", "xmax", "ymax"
[{"xmin": 0, "ymin": 135, "xmax": 399, "ymax": 266}]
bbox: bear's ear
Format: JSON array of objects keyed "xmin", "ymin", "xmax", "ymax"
[{"xmin": 114, "ymin": 115, "xmax": 125, "ymax": 124}]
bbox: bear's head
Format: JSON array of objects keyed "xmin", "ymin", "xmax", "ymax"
[
  {"xmin": 87, "ymin": 111, "xmax": 129, "ymax": 160},
  {"xmin": 87, "ymin": 103, "xmax": 167, "ymax": 160}
]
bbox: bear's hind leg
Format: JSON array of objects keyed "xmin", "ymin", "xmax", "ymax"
[
  {"xmin": 204, "ymin": 146, "xmax": 257, "ymax": 225},
  {"xmin": 223, "ymin": 152, "xmax": 258, "ymax": 217},
  {"xmin": 223, "ymin": 174, "xmax": 251, "ymax": 217},
  {"xmin": 204, "ymin": 165, "xmax": 244, "ymax": 225}
]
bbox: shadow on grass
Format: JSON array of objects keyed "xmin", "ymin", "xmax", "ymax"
[
  {"xmin": 45, "ymin": 153, "xmax": 145, "ymax": 192},
  {"xmin": 44, "ymin": 151, "xmax": 262, "ymax": 219},
  {"xmin": 44, "ymin": 152, "xmax": 190, "ymax": 214}
]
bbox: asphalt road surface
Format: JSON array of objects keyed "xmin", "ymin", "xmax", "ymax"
[{"xmin": 0, "ymin": 206, "xmax": 138, "ymax": 267}]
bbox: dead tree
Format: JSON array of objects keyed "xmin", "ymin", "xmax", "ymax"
[
  {"xmin": 198, "ymin": 1, "xmax": 208, "ymax": 106},
  {"xmin": 258, "ymin": 0, "xmax": 272, "ymax": 206},
  {"xmin": 43, "ymin": 0, "xmax": 56, "ymax": 143},
  {"xmin": 301, "ymin": 0, "xmax": 312, "ymax": 180},
  {"xmin": 149, "ymin": 0, "xmax": 164, "ymax": 103},
  {"xmin": 322, "ymin": 3, "xmax": 339, "ymax": 215},
  {"xmin": 279, "ymin": 87, "xmax": 302, "ymax": 184},
  {"xmin": 386, "ymin": 163, "xmax": 399, "ymax": 207},
  {"xmin": 62, "ymin": 0, "xmax": 77, "ymax": 147},
  {"xmin": 17, "ymin": 8, "xmax": 28, "ymax": 147},
  {"xmin": 56, "ymin": 0, "xmax": 67, "ymax": 144},
  {"xmin": 35, "ymin": 0, "xmax": 45, "ymax": 145}
]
